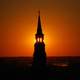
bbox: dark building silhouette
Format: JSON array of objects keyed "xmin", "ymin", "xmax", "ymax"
[{"xmin": 32, "ymin": 11, "xmax": 47, "ymax": 69}]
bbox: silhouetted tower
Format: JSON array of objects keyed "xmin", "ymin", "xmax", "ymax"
[{"xmin": 33, "ymin": 11, "xmax": 47, "ymax": 68}]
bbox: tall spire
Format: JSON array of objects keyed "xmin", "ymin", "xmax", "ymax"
[
  {"xmin": 37, "ymin": 11, "xmax": 43, "ymax": 35},
  {"xmin": 32, "ymin": 11, "xmax": 47, "ymax": 69}
]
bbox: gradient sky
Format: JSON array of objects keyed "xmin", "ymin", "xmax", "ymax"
[{"xmin": 0, "ymin": 0, "xmax": 80, "ymax": 57}]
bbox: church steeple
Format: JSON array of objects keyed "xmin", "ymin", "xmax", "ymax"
[{"xmin": 33, "ymin": 11, "xmax": 46, "ymax": 68}]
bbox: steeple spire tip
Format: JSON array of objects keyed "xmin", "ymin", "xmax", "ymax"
[{"xmin": 38, "ymin": 10, "xmax": 40, "ymax": 16}]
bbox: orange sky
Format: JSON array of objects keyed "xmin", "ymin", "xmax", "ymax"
[{"xmin": 0, "ymin": 0, "xmax": 80, "ymax": 57}]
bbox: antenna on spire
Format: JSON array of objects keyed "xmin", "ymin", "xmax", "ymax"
[{"xmin": 38, "ymin": 10, "xmax": 40, "ymax": 16}]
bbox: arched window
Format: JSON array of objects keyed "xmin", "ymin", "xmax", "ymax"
[{"xmin": 37, "ymin": 37, "xmax": 43, "ymax": 42}]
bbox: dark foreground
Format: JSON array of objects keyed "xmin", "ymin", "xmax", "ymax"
[{"xmin": 0, "ymin": 57, "xmax": 80, "ymax": 80}]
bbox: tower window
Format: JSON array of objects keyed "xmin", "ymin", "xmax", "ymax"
[
  {"xmin": 37, "ymin": 37, "xmax": 43, "ymax": 42},
  {"xmin": 37, "ymin": 38, "xmax": 39, "ymax": 42},
  {"xmin": 40, "ymin": 38, "xmax": 42, "ymax": 42}
]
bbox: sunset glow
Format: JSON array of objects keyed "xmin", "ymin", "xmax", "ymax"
[{"xmin": 0, "ymin": 0, "xmax": 80, "ymax": 57}]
